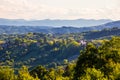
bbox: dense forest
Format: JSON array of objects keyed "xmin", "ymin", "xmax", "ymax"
[{"xmin": 0, "ymin": 27, "xmax": 120, "ymax": 80}]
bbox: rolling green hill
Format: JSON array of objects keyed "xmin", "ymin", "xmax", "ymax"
[{"xmin": 0, "ymin": 27, "xmax": 120, "ymax": 69}]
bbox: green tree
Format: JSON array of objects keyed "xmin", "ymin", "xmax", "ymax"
[
  {"xmin": 0, "ymin": 66, "xmax": 16, "ymax": 80},
  {"xmin": 30, "ymin": 65, "xmax": 48, "ymax": 80},
  {"xmin": 18, "ymin": 66, "xmax": 38, "ymax": 80},
  {"xmin": 73, "ymin": 37, "xmax": 120, "ymax": 80}
]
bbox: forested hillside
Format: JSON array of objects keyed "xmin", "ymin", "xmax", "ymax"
[
  {"xmin": 0, "ymin": 33, "xmax": 82, "ymax": 68},
  {"xmin": 0, "ymin": 27, "xmax": 120, "ymax": 69},
  {"xmin": 0, "ymin": 36, "xmax": 120, "ymax": 80}
]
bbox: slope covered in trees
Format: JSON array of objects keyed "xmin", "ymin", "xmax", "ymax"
[
  {"xmin": 0, "ymin": 33, "xmax": 82, "ymax": 68},
  {"xmin": 0, "ymin": 36, "xmax": 120, "ymax": 80},
  {"xmin": 0, "ymin": 28, "xmax": 120, "ymax": 69}
]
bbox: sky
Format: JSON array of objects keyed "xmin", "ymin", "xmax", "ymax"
[{"xmin": 0, "ymin": 0, "xmax": 120, "ymax": 20}]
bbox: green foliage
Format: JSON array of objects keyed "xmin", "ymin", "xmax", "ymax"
[
  {"xmin": 30, "ymin": 65, "xmax": 48, "ymax": 80},
  {"xmin": 73, "ymin": 37, "xmax": 120, "ymax": 80},
  {"xmin": 0, "ymin": 66, "xmax": 38, "ymax": 80},
  {"xmin": 0, "ymin": 31, "xmax": 120, "ymax": 80},
  {"xmin": 63, "ymin": 63, "xmax": 75, "ymax": 79},
  {"xmin": 0, "ymin": 33, "xmax": 82, "ymax": 68},
  {"xmin": 18, "ymin": 66, "xmax": 39, "ymax": 80},
  {"xmin": 79, "ymin": 68, "xmax": 106, "ymax": 80},
  {"xmin": 0, "ymin": 66, "xmax": 16, "ymax": 80}
]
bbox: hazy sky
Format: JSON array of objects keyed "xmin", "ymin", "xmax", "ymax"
[{"xmin": 0, "ymin": 0, "xmax": 120, "ymax": 20}]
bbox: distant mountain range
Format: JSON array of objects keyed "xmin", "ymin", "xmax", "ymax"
[
  {"xmin": 0, "ymin": 18, "xmax": 112, "ymax": 27},
  {"xmin": 0, "ymin": 20, "xmax": 120, "ymax": 34},
  {"xmin": 48, "ymin": 20, "xmax": 120, "ymax": 34}
]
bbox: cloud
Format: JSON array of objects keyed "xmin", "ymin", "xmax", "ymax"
[
  {"xmin": 0, "ymin": 0, "xmax": 69, "ymax": 19},
  {"xmin": 0, "ymin": 0, "xmax": 120, "ymax": 20}
]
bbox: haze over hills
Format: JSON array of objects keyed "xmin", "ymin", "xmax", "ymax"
[
  {"xmin": 0, "ymin": 18, "xmax": 112, "ymax": 27},
  {"xmin": 93, "ymin": 20, "xmax": 120, "ymax": 30},
  {"xmin": 0, "ymin": 20, "xmax": 119, "ymax": 34}
]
